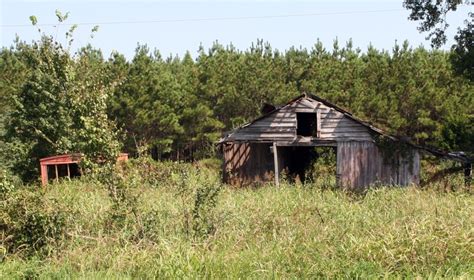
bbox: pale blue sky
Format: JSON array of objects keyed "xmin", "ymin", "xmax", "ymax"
[{"xmin": 0, "ymin": 0, "xmax": 471, "ymax": 59}]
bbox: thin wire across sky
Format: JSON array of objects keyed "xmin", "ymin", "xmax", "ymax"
[{"xmin": 1, "ymin": 8, "xmax": 405, "ymax": 28}]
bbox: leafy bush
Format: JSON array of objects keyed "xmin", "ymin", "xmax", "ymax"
[
  {"xmin": 191, "ymin": 180, "xmax": 221, "ymax": 238},
  {"xmin": 170, "ymin": 164, "xmax": 222, "ymax": 239},
  {"xmin": 94, "ymin": 159, "xmax": 223, "ymax": 243},
  {"xmin": 1, "ymin": 189, "xmax": 71, "ymax": 257},
  {"xmin": 121, "ymin": 157, "xmax": 194, "ymax": 188},
  {"xmin": 0, "ymin": 169, "xmax": 17, "ymax": 195}
]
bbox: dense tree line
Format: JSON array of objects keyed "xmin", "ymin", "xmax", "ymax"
[
  {"xmin": 1, "ymin": 34, "xmax": 473, "ymax": 181},
  {"xmin": 107, "ymin": 39, "xmax": 472, "ymax": 159}
]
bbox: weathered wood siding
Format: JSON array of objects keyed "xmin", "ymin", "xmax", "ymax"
[
  {"xmin": 222, "ymin": 142, "xmax": 274, "ymax": 186},
  {"xmin": 221, "ymin": 97, "xmax": 421, "ymax": 189},
  {"xmin": 336, "ymin": 141, "xmax": 420, "ymax": 189},
  {"xmin": 224, "ymin": 97, "xmax": 373, "ymax": 142},
  {"xmin": 289, "ymin": 98, "xmax": 373, "ymax": 141},
  {"xmin": 225, "ymin": 111, "xmax": 297, "ymax": 142}
]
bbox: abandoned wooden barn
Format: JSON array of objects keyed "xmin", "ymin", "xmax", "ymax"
[{"xmin": 218, "ymin": 94, "xmax": 424, "ymax": 189}]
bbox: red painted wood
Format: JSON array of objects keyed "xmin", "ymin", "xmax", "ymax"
[{"xmin": 39, "ymin": 153, "xmax": 128, "ymax": 186}]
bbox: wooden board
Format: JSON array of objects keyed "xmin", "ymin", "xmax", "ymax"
[
  {"xmin": 336, "ymin": 141, "xmax": 420, "ymax": 190},
  {"xmin": 225, "ymin": 97, "xmax": 372, "ymax": 142},
  {"xmin": 223, "ymin": 142, "xmax": 275, "ymax": 186}
]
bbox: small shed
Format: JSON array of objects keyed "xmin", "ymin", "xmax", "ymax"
[
  {"xmin": 40, "ymin": 153, "xmax": 128, "ymax": 185},
  {"xmin": 219, "ymin": 94, "xmax": 455, "ymax": 190}
]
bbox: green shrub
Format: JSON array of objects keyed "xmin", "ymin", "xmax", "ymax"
[
  {"xmin": 123, "ymin": 157, "xmax": 196, "ymax": 188},
  {"xmin": 191, "ymin": 175, "xmax": 221, "ymax": 238},
  {"xmin": 1, "ymin": 188, "xmax": 71, "ymax": 257},
  {"xmin": 172, "ymin": 167, "xmax": 222, "ymax": 239},
  {"xmin": 0, "ymin": 169, "xmax": 16, "ymax": 195}
]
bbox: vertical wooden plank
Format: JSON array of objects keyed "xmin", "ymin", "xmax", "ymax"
[
  {"xmin": 362, "ymin": 142, "xmax": 368, "ymax": 187},
  {"xmin": 222, "ymin": 144, "xmax": 227, "ymax": 183},
  {"xmin": 342, "ymin": 142, "xmax": 349, "ymax": 188},
  {"xmin": 67, "ymin": 164, "xmax": 71, "ymax": 180},
  {"xmin": 273, "ymin": 142, "xmax": 279, "ymax": 187},
  {"xmin": 413, "ymin": 150, "xmax": 420, "ymax": 185},
  {"xmin": 374, "ymin": 142, "xmax": 382, "ymax": 184},
  {"xmin": 40, "ymin": 164, "xmax": 48, "ymax": 187},
  {"xmin": 337, "ymin": 142, "xmax": 351, "ymax": 189},
  {"xmin": 350, "ymin": 142, "xmax": 355, "ymax": 189},
  {"xmin": 356, "ymin": 142, "xmax": 363, "ymax": 189},
  {"xmin": 336, "ymin": 143, "xmax": 342, "ymax": 187},
  {"xmin": 375, "ymin": 143, "xmax": 382, "ymax": 183},
  {"xmin": 237, "ymin": 143, "xmax": 241, "ymax": 169},
  {"xmin": 229, "ymin": 144, "xmax": 234, "ymax": 171},
  {"xmin": 351, "ymin": 142, "xmax": 357, "ymax": 189},
  {"xmin": 55, "ymin": 165, "xmax": 59, "ymax": 183},
  {"xmin": 365, "ymin": 142, "xmax": 372, "ymax": 186},
  {"xmin": 238, "ymin": 143, "xmax": 242, "ymax": 185},
  {"xmin": 337, "ymin": 142, "xmax": 346, "ymax": 188}
]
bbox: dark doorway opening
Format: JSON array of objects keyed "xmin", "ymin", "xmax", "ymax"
[
  {"xmin": 277, "ymin": 146, "xmax": 336, "ymax": 185},
  {"xmin": 296, "ymin": 113, "xmax": 317, "ymax": 137},
  {"xmin": 279, "ymin": 146, "xmax": 316, "ymax": 183}
]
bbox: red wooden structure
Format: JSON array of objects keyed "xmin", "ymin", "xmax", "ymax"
[{"xmin": 40, "ymin": 153, "xmax": 128, "ymax": 186}]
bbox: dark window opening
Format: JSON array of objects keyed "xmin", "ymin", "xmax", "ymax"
[
  {"xmin": 57, "ymin": 164, "xmax": 68, "ymax": 177},
  {"xmin": 46, "ymin": 163, "xmax": 81, "ymax": 182},
  {"xmin": 296, "ymin": 112, "xmax": 317, "ymax": 137},
  {"xmin": 69, "ymin": 163, "xmax": 81, "ymax": 178},
  {"xmin": 47, "ymin": 165, "xmax": 56, "ymax": 180}
]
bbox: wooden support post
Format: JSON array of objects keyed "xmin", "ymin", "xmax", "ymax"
[
  {"xmin": 40, "ymin": 164, "xmax": 48, "ymax": 187},
  {"xmin": 273, "ymin": 142, "xmax": 279, "ymax": 187},
  {"xmin": 67, "ymin": 164, "xmax": 71, "ymax": 180},
  {"xmin": 55, "ymin": 164, "xmax": 59, "ymax": 183},
  {"xmin": 316, "ymin": 109, "xmax": 321, "ymax": 138}
]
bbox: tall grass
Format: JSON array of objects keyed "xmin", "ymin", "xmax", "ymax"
[{"xmin": 1, "ymin": 160, "xmax": 473, "ymax": 278}]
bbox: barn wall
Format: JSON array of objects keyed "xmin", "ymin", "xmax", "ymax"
[
  {"xmin": 226, "ymin": 111, "xmax": 297, "ymax": 141},
  {"xmin": 222, "ymin": 142, "xmax": 274, "ymax": 186},
  {"xmin": 336, "ymin": 141, "xmax": 420, "ymax": 189},
  {"xmin": 225, "ymin": 97, "xmax": 373, "ymax": 142},
  {"xmin": 221, "ymin": 97, "xmax": 421, "ymax": 188},
  {"xmin": 289, "ymin": 98, "xmax": 373, "ymax": 141}
]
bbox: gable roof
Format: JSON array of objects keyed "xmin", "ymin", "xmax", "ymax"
[
  {"xmin": 219, "ymin": 93, "xmax": 472, "ymax": 164},
  {"xmin": 218, "ymin": 93, "xmax": 383, "ymax": 142}
]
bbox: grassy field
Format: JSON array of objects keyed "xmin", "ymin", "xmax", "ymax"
[{"xmin": 1, "ymin": 160, "xmax": 473, "ymax": 279}]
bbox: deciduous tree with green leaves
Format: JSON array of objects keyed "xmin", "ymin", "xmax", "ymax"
[
  {"xmin": 3, "ymin": 14, "xmax": 122, "ymax": 182},
  {"xmin": 403, "ymin": 0, "xmax": 473, "ymax": 80}
]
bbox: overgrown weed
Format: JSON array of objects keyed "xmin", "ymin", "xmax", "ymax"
[{"xmin": 1, "ymin": 161, "xmax": 472, "ymax": 278}]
